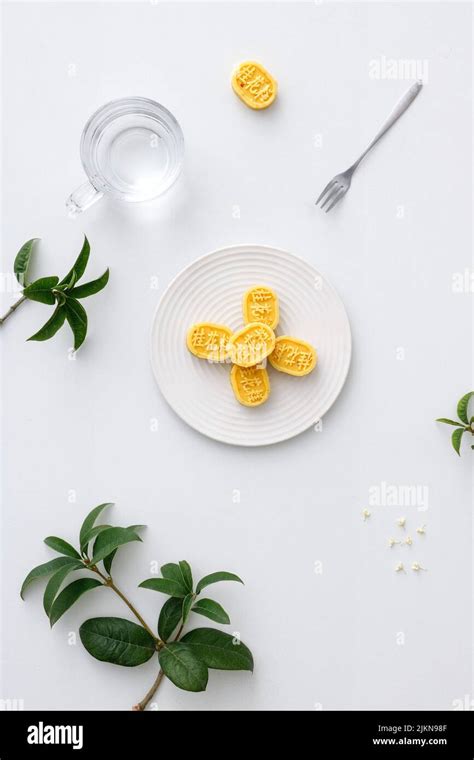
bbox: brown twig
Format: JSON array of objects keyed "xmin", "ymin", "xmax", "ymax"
[
  {"xmin": 0, "ymin": 295, "xmax": 26, "ymax": 325},
  {"xmin": 133, "ymin": 617, "xmax": 188, "ymax": 710}
]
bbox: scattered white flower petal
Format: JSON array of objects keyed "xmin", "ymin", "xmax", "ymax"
[
  {"xmin": 405, "ymin": 536, "xmax": 413, "ymax": 546},
  {"xmin": 412, "ymin": 562, "xmax": 427, "ymax": 572},
  {"xmin": 395, "ymin": 562, "xmax": 406, "ymax": 573},
  {"xmin": 362, "ymin": 509, "xmax": 371, "ymax": 520},
  {"xmin": 389, "ymin": 538, "xmax": 400, "ymax": 548},
  {"xmin": 397, "ymin": 517, "xmax": 406, "ymax": 529},
  {"xmin": 416, "ymin": 525, "xmax": 426, "ymax": 535}
]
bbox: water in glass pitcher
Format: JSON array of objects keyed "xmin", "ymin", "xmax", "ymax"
[
  {"xmin": 80, "ymin": 98, "xmax": 184, "ymax": 203},
  {"xmin": 96, "ymin": 115, "xmax": 176, "ymax": 200}
]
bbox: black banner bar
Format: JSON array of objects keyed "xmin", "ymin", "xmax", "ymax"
[{"xmin": 0, "ymin": 710, "xmax": 473, "ymax": 757}]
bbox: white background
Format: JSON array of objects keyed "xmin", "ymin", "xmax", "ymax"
[{"xmin": 1, "ymin": 1, "xmax": 473, "ymax": 710}]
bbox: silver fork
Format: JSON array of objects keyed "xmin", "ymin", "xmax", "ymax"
[{"xmin": 316, "ymin": 80, "xmax": 423, "ymax": 212}]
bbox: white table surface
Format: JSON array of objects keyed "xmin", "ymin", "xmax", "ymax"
[{"xmin": 1, "ymin": 1, "xmax": 473, "ymax": 711}]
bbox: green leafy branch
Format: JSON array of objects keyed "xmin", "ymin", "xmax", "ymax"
[
  {"xmin": 0, "ymin": 237, "xmax": 109, "ymax": 350},
  {"xmin": 436, "ymin": 391, "xmax": 474, "ymax": 455},
  {"xmin": 21, "ymin": 503, "xmax": 253, "ymax": 710}
]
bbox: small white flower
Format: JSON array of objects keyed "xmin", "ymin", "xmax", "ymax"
[
  {"xmin": 412, "ymin": 562, "xmax": 427, "ymax": 572},
  {"xmin": 397, "ymin": 517, "xmax": 406, "ymax": 529},
  {"xmin": 405, "ymin": 536, "xmax": 413, "ymax": 546},
  {"xmin": 395, "ymin": 562, "xmax": 406, "ymax": 573},
  {"xmin": 416, "ymin": 525, "xmax": 426, "ymax": 535},
  {"xmin": 389, "ymin": 538, "xmax": 400, "ymax": 548},
  {"xmin": 362, "ymin": 509, "xmax": 371, "ymax": 520}
]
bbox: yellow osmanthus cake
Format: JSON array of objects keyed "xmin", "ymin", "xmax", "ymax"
[
  {"xmin": 231, "ymin": 61, "xmax": 278, "ymax": 110},
  {"xmin": 185, "ymin": 285, "xmax": 318, "ymax": 409},
  {"xmin": 227, "ymin": 322, "xmax": 276, "ymax": 368},
  {"xmin": 268, "ymin": 336, "xmax": 317, "ymax": 376},
  {"xmin": 242, "ymin": 285, "xmax": 279, "ymax": 329},
  {"xmin": 230, "ymin": 365, "xmax": 270, "ymax": 407},
  {"xmin": 186, "ymin": 323, "xmax": 232, "ymax": 362}
]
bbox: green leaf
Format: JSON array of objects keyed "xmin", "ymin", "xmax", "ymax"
[
  {"xmin": 49, "ymin": 578, "xmax": 102, "ymax": 627},
  {"xmin": 27, "ymin": 305, "xmax": 66, "ymax": 343},
  {"xmin": 44, "ymin": 536, "xmax": 81, "ymax": 559},
  {"xmin": 80, "ymin": 617, "xmax": 156, "ymax": 667},
  {"xmin": 457, "ymin": 392, "xmax": 474, "ymax": 425},
  {"xmin": 179, "ymin": 561, "xmax": 193, "ymax": 592},
  {"xmin": 158, "ymin": 597, "xmax": 183, "ymax": 641},
  {"xmin": 80, "ymin": 525, "xmax": 112, "ymax": 555},
  {"xmin": 90, "ymin": 527, "xmax": 142, "ymax": 566},
  {"xmin": 181, "ymin": 628, "xmax": 253, "ymax": 671},
  {"xmin": 27, "ymin": 291, "xmax": 56, "ymax": 306},
  {"xmin": 14, "ymin": 238, "xmax": 39, "ymax": 285},
  {"xmin": 79, "ymin": 503, "xmax": 113, "ymax": 551},
  {"xmin": 436, "ymin": 418, "xmax": 464, "ymax": 427},
  {"xmin": 103, "ymin": 550, "xmax": 116, "ymax": 576},
  {"xmin": 452, "ymin": 428, "xmax": 465, "ymax": 456},
  {"xmin": 162, "ymin": 561, "xmax": 193, "ymax": 592},
  {"xmin": 23, "ymin": 276, "xmax": 59, "ymax": 305},
  {"xmin": 100, "ymin": 525, "xmax": 144, "ymax": 575},
  {"xmin": 161, "ymin": 563, "xmax": 184, "ymax": 584},
  {"xmin": 60, "ymin": 236, "xmax": 90, "ymax": 285},
  {"xmin": 196, "ymin": 571, "xmax": 243, "ymax": 594},
  {"xmin": 20, "ymin": 557, "xmax": 81, "ymax": 599},
  {"xmin": 69, "ymin": 269, "xmax": 109, "ymax": 299},
  {"xmin": 67, "ymin": 270, "xmax": 78, "ymax": 289},
  {"xmin": 192, "ymin": 598, "xmax": 230, "ymax": 625},
  {"xmin": 139, "ymin": 578, "xmax": 187, "ymax": 598},
  {"xmin": 128, "ymin": 524, "xmax": 146, "ymax": 534},
  {"xmin": 55, "ymin": 269, "xmax": 77, "ymax": 292},
  {"xmin": 158, "ymin": 642, "xmax": 208, "ymax": 692},
  {"xmin": 64, "ymin": 297, "xmax": 88, "ymax": 351},
  {"xmin": 43, "ymin": 560, "xmax": 84, "ymax": 616},
  {"xmin": 182, "ymin": 593, "xmax": 194, "ymax": 623}
]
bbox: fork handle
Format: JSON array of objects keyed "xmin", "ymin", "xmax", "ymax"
[{"xmin": 351, "ymin": 80, "xmax": 423, "ymax": 171}]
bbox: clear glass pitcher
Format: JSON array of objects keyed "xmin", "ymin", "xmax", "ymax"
[{"xmin": 66, "ymin": 97, "xmax": 184, "ymax": 216}]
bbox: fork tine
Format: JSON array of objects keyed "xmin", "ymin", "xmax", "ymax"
[
  {"xmin": 315, "ymin": 178, "xmax": 336, "ymax": 206},
  {"xmin": 325, "ymin": 187, "xmax": 346, "ymax": 213},
  {"xmin": 320, "ymin": 183, "xmax": 340, "ymax": 210}
]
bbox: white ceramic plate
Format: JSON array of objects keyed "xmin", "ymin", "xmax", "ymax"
[{"xmin": 151, "ymin": 245, "xmax": 351, "ymax": 446}]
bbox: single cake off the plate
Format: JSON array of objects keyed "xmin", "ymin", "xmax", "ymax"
[{"xmin": 231, "ymin": 61, "xmax": 278, "ymax": 110}]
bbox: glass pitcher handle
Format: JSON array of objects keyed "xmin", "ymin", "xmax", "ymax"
[{"xmin": 66, "ymin": 180, "xmax": 103, "ymax": 217}]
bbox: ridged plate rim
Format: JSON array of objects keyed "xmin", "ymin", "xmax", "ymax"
[{"xmin": 150, "ymin": 244, "xmax": 352, "ymax": 446}]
